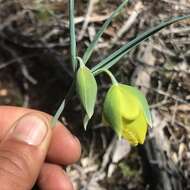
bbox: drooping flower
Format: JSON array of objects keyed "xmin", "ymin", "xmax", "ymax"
[{"xmin": 103, "ymin": 84, "xmax": 152, "ymax": 146}]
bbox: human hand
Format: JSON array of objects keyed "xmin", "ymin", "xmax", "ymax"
[{"xmin": 0, "ymin": 106, "xmax": 81, "ymax": 190}]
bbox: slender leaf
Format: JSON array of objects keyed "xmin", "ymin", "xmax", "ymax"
[
  {"xmin": 51, "ymin": 99, "xmax": 65, "ymax": 127},
  {"xmin": 92, "ymin": 15, "xmax": 190, "ymax": 73},
  {"xmin": 93, "ymin": 55, "xmax": 123, "ymax": 76},
  {"xmin": 82, "ymin": 0, "xmax": 129, "ymax": 65},
  {"xmin": 69, "ymin": 0, "xmax": 77, "ymax": 71}
]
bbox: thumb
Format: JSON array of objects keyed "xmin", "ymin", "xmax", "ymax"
[{"xmin": 0, "ymin": 113, "xmax": 52, "ymax": 190}]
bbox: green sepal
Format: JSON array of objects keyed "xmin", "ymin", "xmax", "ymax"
[
  {"xmin": 76, "ymin": 65, "xmax": 97, "ymax": 129},
  {"xmin": 103, "ymin": 85, "xmax": 123, "ymax": 138}
]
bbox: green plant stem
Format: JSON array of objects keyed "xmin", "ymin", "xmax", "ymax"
[
  {"xmin": 94, "ymin": 69, "xmax": 118, "ymax": 85},
  {"xmin": 77, "ymin": 56, "xmax": 85, "ymax": 67},
  {"xmin": 69, "ymin": 0, "xmax": 77, "ymax": 72}
]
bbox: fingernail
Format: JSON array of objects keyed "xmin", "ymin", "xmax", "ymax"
[{"xmin": 11, "ymin": 114, "xmax": 48, "ymax": 145}]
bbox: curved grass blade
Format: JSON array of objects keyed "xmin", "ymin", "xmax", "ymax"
[
  {"xmin": 82, "ymin": 0, "xmax": 129, "ymax": 65},
  {"xmin": 69, "ymin": 0, "xmax": 77, "ymax": 71},
  {"xmin": 92, "ymin": 15, "xmax": 190, "ymax": 73},
  {"xmin": 51, "ymin": 99, "xmax": 65, "ymax": 127}
]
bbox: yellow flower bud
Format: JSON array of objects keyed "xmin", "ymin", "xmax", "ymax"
[{"xmin": 103, "ymin": 84, "xmax": 151, "ymax": 146}]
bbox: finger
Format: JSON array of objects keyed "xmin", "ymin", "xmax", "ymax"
[
  {"xmin": 0, "ymin": 113, "xmax": 52, "ymax": 190},
  {"xmin": 38, "ymin": 163, "xmax": 74, "ymax": 190},
  {"xmin": 0, "ymin": 106, "xmax": 81, "ymax": 164},
  {"xmin": 47, "ymin": 125, "xmax": 81, "ymax": 165}
]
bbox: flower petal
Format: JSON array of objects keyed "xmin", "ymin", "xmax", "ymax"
[
  {"xmin": 121, "ymin": 84, "xmax": 152, "ymax": 127},
  {"xmin": 122, "ymin": 127, "xmax": 139, "ymax": 146},
  {"xmin": 118, "ymin": 85, "xmax": 140, "ymax": 120},
  {"xmin": 122, "ymin": 111, "xmax": 147, "ymax": 144}
]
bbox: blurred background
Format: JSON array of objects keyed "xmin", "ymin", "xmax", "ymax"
[{"xmin": 0, "ymin": 0, "xmax": 190, "ymax": 189}]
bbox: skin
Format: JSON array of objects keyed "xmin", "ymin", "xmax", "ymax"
[{"xmin": 0, "ymin": 106, "xmax": 81, "ymax": 190}]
